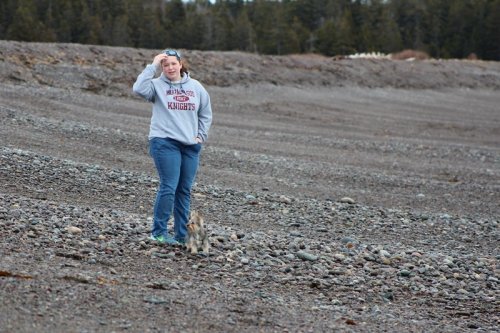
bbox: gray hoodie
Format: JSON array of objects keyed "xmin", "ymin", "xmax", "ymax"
[{"xmin": 133, "ymin": 64, "xmax": 212, "ymax": 145}]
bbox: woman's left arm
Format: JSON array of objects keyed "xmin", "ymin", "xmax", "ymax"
[{"xmin": 197, "ymin": 87, "xmax": 213, "ymax": 142}]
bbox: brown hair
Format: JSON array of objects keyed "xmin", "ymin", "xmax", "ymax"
[{"xmin": 180, "ymin": 62, "xmax": 189, "ymax": 76}]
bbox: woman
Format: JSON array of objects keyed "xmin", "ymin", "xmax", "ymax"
[{"xmin": 133, "ymin": 49, "xmax": 212, "ymax": 244}]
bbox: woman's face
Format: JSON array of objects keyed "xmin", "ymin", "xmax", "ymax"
[{"xmin": 162, "ymin": 56, "xmax": 182, "ymax": 81}]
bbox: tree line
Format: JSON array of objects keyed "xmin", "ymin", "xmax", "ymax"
[{"xmin": 1, "ymin": 0, "xmax": 499, "ymax": 60}]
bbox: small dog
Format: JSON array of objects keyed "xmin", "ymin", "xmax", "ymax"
[{"xmin": 185, "ymin": 210, "xmax": 209, "ymax": 254}]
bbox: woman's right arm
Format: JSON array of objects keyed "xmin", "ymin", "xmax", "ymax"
[
  {"xmin": 132, "ymin": 64, "xmax": 158, "ymax": 102},
  {"xmin": 132, "ymin": 54, "xmax": 167, "ymax": 102}
]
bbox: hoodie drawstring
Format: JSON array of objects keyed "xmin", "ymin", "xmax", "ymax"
[{"xmin": 167, "ymin": 81, "xmax": 186, "ymax": 95}]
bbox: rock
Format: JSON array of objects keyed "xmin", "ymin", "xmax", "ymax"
[
  {"xmin": 380, "ymin": 250, "xmax": 391, "ymax": 257},
  {"xmin": 67, "ymin": 226, "xmax": 82, "ymax": 234},
  {"xmin": 296, "ymin": 251, "xmax": 318, "ymax": 261},
  {"xmin": 443, "ymin": 259, "xmax": 455, "ymax": 267},
  {"xmin": 340, "ymin": 197, "xmax": 355, "ymax": 204},
  {"xmin": 400, "ymin": 270, "xmax": 411, "ymax": 276},
  {"xmin": 11, "ymin": 210, "xmax": 22, "ymax": 218},
  {"xmin": 382, "ymin": 292, "xmax": 394, "ymax": 300},
  {"xmin": 488, "ymin": 276, "xmax": 499, "ymax": 283},
  {"xmin": 339, "ymin": 237, "xmax": 358, "ymax": 244},
  {"xmin": 334, "ymin": 253, "xmax": 345, "ymax": 260},
  {"xmin": 380, "ymin": 256, "xmax": 391, "ymax": 265},
  {"xmin": 278, "ymin": 196, "xmax": 292, "ymax": 204},
  {"xmin": 144, "ymin": 298, "xmax": 170, "ymax": 304}
]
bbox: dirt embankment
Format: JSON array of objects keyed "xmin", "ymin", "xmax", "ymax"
[{"xmin": 1, "ymin": 40, "xmax": 500, "ymax": 96}]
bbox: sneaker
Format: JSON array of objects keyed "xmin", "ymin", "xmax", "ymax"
[
  {"xmin": 176, "ymin": 238, "xmax": 185, "ymax": 245},
  {"xmin": 150, "ymin": 234, "xmax": 179, "ymax": 245}
]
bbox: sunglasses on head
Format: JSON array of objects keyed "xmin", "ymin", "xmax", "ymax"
[{"xmin": 163, "ymin": 50, "xmax": 181, "ymax": 60}]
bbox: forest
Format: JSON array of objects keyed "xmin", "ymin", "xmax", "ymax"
[{"xmin": 1, "ymin": 0, "xmax": 499, "ymax": 60}]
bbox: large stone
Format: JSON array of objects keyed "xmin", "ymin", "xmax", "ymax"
[
  {"xmin": 340, "ymin": 197, "xmax": 355, "ymax": 204},
  {"xmin": 296, "ymin": 251, "xmax": 318, "ymax": 261},
  {"xmin": 67, "ymin": 226, "xmax": 82, "ymax": 234}
]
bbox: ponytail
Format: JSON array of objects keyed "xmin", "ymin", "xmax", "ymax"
[{"xmin": 181, "ymin": 64, "xmax": 189, "ymax": 76}]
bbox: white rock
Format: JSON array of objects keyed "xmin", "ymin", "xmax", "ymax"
[
  {"xmin": 340, "ymin": 197, "xmax": 355, "ymax": 204},
  {"xmin": 67, "ymin": 226, "xmax": 82, "ymax": 234},
  {"xmin": 380, "ymin": 250, "xmax": 391, "ymax": 257}
]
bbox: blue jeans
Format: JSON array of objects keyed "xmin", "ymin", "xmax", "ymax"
[{"xmin": 149, "ymin": 137, "xmax": 202, "ymax": 241}]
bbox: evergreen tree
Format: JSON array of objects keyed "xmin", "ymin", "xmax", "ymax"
[
  {"xmin": 373, "ymin": 6, "xmax": 402, "ymax": 54},
  {"xmin": 234, "ymin": 8, "xmax": 254, "ymax": 52},
  {"xmin": 101, "ymin": 0, "xmax": 132, "ymax": 46},
  {"xmin": 6, "ymin": 0, "xmax": 44, "ymax": 42},
  {"xmin": 323, "ymin": 0, "xmax": 351, "ymax": 22},
  {"xmin": 183, "ymin": 2, "xmax": 207, "ymax": 50},
  {"xmin": 315, "ymin": 19, "xmax": 339, "ymax": 56},
  {"xmin": 337, "ymin": 8, "xmax": 357, "ymax": 55},
  {"xmin": 127, "ymin": 0, "xmax": 146, "ymax": 47},
  {"xmin": 112, "ymin": 14, "xmax": 131, "ymax": 47},
  {"xmin": 57, "ymin": 0, "xmax": 74, "ymax": 43},
  {"xmin": 290, "ymin": 16, "xmax": 310, "ymax": 53},
  {"xmin": 285, "ymin": 0, "xmax": 319, "ymax": 31},
  {"xmin": 41, "ymin": 1, "xmax": 57, "ymax": 42},
  {"xmin": 260, "ymin": 2, "xmax": 301, "ymax": 55},
  {"xmin": 0, "ymin": 0, "xmax": 18, "ymax": 39},
  {"xmin": 251, "ymin": 0, "xmax": 278, "ymax": 54},
  {"xmin": 212, "ymin": 2, "xmax": 236, "ymax": 50},
  {"xmin": 390, "ymin": 0, "xmax": 420, "ymax": 50},
  {"xmin": 202, "ymin": 10, "xmax": 214, "ymax": 50},
  {"xmin": 78, "ymin": 1, "xmax": 103, "ymax": 45},
  {"xmin": 441, "ymin": 0, "xmax": 467, "ymax": 58},
  {"xmin": 165, "ymin": 0, "xmax": 186, "ymax": 26},
  {"xmin": 425, "ymin": 0, "xmax": 445, "ymax": 58},
  {"xmin": 165, "ymin": 0, "xmax": 187, "ymax": 49},
  {"xmin": 484, "ymin": 0, "xmax": 500, "ymax": 60}
]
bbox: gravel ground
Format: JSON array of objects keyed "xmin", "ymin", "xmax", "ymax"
[{"xmin": 0, "ymin": 41, "xmax": 499, "ymax": 332}]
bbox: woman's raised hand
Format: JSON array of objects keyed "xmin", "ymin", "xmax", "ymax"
[{"xmin": 153, "ymin": 53, "xmax": 168, "ymax": 66}]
